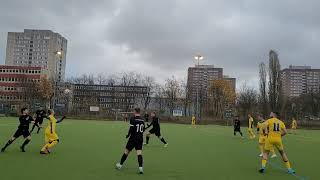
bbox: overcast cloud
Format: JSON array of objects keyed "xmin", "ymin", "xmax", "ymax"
[{"xmin": 0, "ymin": 0, "xmax": 319, "ymax": 88}]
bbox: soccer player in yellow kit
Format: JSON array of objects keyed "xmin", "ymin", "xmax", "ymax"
[
  {"xmin": 40, "ymin": 110, "xmax": 65, "ymax": 154},
  {"xmin": 191, "ymin": 115, "xmax": 196, "ymax": 128},
  {"xmin": 256, "ymin": 114, "xmax": 276, "ymax": 158},
  {"xmin": 259, "ymin": 112, "xmax": 295, "ymax": 174},
  {"xmin": 291, "ymin": 118, "xmax": 297, "ymax": 134},
  {"xmin": 248, "ymin": 114, "xmax": 256, "ymax": 139}
]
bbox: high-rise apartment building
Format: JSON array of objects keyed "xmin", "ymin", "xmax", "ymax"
[
  {"xmin": 281, "ymin": 65, "xmax": 320, "ymax": 97},
  {"xmin": 5, "ymin": 29, "xmax": 67, "ymax": 82}
]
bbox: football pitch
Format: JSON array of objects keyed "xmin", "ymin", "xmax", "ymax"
[{"xmin": 0, "ymin": 117, "xmax": 318, "ymax": 180}]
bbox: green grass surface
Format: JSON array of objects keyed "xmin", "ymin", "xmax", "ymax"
[{"xmin": 0, "ymin": 117, "xmax": 318, "ymax": 180}]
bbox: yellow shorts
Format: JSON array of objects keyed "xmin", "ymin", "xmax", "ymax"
[
  {"xmin": 259, "ymin": 135, "xmax": 267, "ymax": 144},
  {"xmin": 265, "ymin": 137, "xmax": 283, "ymax": 151},
  {"xmin": 192, "ymin": 120, "xmax": 196, "ymax": 125},
  {"xmin": 45, "ymin": 130, "xmax": 59, "ymax": 142},
  {"xmin": 291, "ymin": 126, "xmax": 297, "ymax": 129}
]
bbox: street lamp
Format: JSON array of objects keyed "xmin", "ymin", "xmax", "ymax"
[
  {"xmin": 50, "ymin": 50, "xmax": 63, "ymax": 109},
  {"xmin": 194, "ymin": 54, "xmax": 204, "ymax": 123}
]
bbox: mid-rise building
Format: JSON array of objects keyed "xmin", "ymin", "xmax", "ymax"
[
  {"xmin": 5, "ymin": 29, "xmax": 67, "ymax": 82},
  {"xmin": 0, "ymin": 65, "xmax": 46, "ymax": 110},
  {"xmin": 281, "ymin": 65, "xmax": 320, "ymax": 97},
  {"xmin": 71, "ymin": 84, "xmax": 149, "ymax": 114}
]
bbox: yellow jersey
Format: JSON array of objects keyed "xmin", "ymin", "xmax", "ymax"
[
  {"xmin": 257, "ymin": 122, "xmax": 265, "ymax": 136},
  {"xmin": 264, "ymin": 117, "xmax": 286, "ymax": 138},
  {"xmin": 46, "ymin": 115, "xmax": 57, "ymax": 134},
  {"xmin": 248, "ymin": 117, "xmax": 254, "ymax": 129},
  {"xmin": 291, "ymin": 120, "xmax": 297, "ymax": 127}
]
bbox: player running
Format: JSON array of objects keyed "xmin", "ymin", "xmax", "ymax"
[
  {"xmin": 256, "ymin": 114, "xmax": 277, "ymax": 158},
  {"xmin": 40, "ymin": 109, "xmax": 65, "ymax": 154},
  {"xmin": 191, "ymin": 115, "xmax": 196, "ymax": 128},
  {"xmin": 30, "ymin": 109, "xmax": 47, "ymax": 134},
  {"xmin": 116, "ymin": 108, "xmax": 145, "ymax": 174},
  {"xmin": 248, "ymin": 114, "xmax": 256, "ymax": 139},
  {"xmin": 291, "ymin": 118, "xmax": 297, "ymax": 134},
  {"xmin": 1, "ymin": 108, "xmax": 34, "ymax": 152},
  {"xmin": 233, "ymin": 116, "xmax": 243, "ymax": 137},
  {"xmin": 259, "ymin": 112, "xmax": 295, "ymax": 174},
  {"xmin": 145, "ymin": 112, "xmax": 168, "ymax": 147}
]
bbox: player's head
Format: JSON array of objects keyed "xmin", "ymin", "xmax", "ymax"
[
  {"xmin": 151, "ymin": 111, "xmax": 156, "ymax": 117},
  {"xmin": 134, "ymin": 108, "xmax": 141, "ymax": 116},
  {"xmin": 48, "ymin": 109, "xmax": 55, "ymax": 115},
  {"xmin": 235, "ymin": 116, "xmax": 239, "ymax": 120},
  {"xmin": 248, "ymin": 114, "xmax": 252, "ymax": 118},
  {"xmin": 21, "ymin": 107, "xmax": 28, "ymax": 114},
  {"xmin": 270, "ymin": 111, "xmax": 279, "ymax": 118}
]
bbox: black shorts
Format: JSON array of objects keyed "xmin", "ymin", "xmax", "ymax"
[
  {"xmin": 149, "ymin": 128, "xmax": 161, "ymax": 137},
  {"xmin": 126, "ymin": 139, "xmax": 143, "ymax": 151},
  {"xmin": 234, "ymin": 127, "xmax": 241, "ymax": 132},
  {"xmin": 36, "ymin": 119, "xmax": 44, "ymax": 125},
  {"xmin": 13, "ymin": 129, "xmax": 30, "ymax": 138}
]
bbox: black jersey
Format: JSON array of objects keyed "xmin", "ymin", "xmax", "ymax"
[
  {"xmin": 128, "ymin": 116, "xmax": 145, "ymax": 141},
  {"xmin": 234, "ymin": 119, "xmax": 241, "ymax": 129},
  {"xmin": 35, "ymin": 110, "xmax": 46, "ymax": 123},
  {"xmin": 148, "ymin": 117, "xmax": 160, "ymax": 130},
  {"xmin": 18, "ymin": 115, "xmax": 33, "ymax": 130}
]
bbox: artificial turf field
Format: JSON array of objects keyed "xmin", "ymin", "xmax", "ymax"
[{"xmin": 0, "ymin": 117, "xmax": 318, "ymax": 180}]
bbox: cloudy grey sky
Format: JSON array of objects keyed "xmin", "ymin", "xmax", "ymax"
[{"xmin": 0, "ymin": 0, "xmax": 319, "ymax": 88}]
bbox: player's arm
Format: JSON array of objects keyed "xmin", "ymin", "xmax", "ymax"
[
  {"xmin": 126, "ymin": 121, "xmax": 134, "ymax": 138},
  {"xmin": 281, "ymin": 123, "xmax": 287, "ymax": 136},
  {"xmin": 56, "ymin": 116, "xmax": 66, "ymax": 123}
]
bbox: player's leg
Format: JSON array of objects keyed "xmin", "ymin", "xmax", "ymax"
[
  {"xmin": 116, "ymin": 141, "xmax": 134, "ymax": 170},
  {"xmin": 270, "ymin": 146, "xmax": 277, "ymax": 158},
  {"xmin": 37, "ymin": 122, "xmax": 43, "ymax": 134},
  {"xmin": 259, "ymin": 143, "xmax": 264, "ymax": 157},
  {"xmin": 259, "ymin": 139, "xmax": 272, "ymax": 173},
  {"xmin": 233, "ymin": 129, "xmax": 236, "ymax": 136},
  {"xmin": 30, "ymin": 123, "xmax": 37, "ymax": 133},
  {"xmin": 20, "ymin": 133, "xmax": 32, "ymax": 152},
  {"xmin": 145, "ymin": 131, "xmax": 151, "ymax": 145},
  {"xmin": 1, "ymin": 129, "xmax": 21, "ymax": 152},
  {"xmin": 136, "ymin": 149, "xmax": 144, "ymax": 174},
  {"xmin": 1, "ymin": 136, "xmax": 17, "ymax": 152},
  {"xmin": 277, "ymin": 143, "xmax": 295, "ymax": 174}
]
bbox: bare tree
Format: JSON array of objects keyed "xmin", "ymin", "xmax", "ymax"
[
  {"xmin": 180, "ymin": 78, "xmax": 191, "ymax": 117},
  {"xmin": 139, "ymin": 75, "xmax": 155, "ymax": 110},
  {"xmin": 268, "ymin": 50, "xmax": 282, "ymax": 112},
  {"xmin": 259, "ymin": 62, "xmax": 269, "ymax": 116},
  {"xmin": 236, "ymin": 84, "xmax": 258, "ymax": 119},
  {"xmin": 163, "ymin": 76, "xmax": 182, "ymax": 116},
  {"xmin": 119, "ymin": 72, "xmax": 142, "ymax": 111}
]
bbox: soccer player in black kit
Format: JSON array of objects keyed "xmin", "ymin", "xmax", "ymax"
[
  {"xmin": 116, "ymin": 108, "xmax": 145, "ymax": 174},
  {"xmin": 145, "ymin": 111, "xmax": 168, "ymax": 147},
  {"xmin": 234, "ymin": 116, "xmax": 243, "ymax": 137},
  {"xmin": 1, "ymin": 108, "xmax": 34, "ymax": 152},
  {"xmin": 30, "ymin": 109, "xmax": 47, "ymax": 134}
]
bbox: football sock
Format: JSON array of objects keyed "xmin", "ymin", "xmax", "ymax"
[
  {"xmin": 21, "ymin": 139, "xmax": 31, "ymax": 149},
  {"xmin": 262, "ymin": 159, "xmax": 267, "ymax": 168},
  {"xmin": 160, "ymin": 138, "xmax": 167, "ymax": 144},
  {"xmin": 270, "ymin": 148, "xmax": 276, "ymax": 155},
  {"xmin": 30, "ymin": 125, "xmax": 36, "ymax": 132},
  {"xmin": 284, "ymin": 161, "xmax": 291, "ymax": 169},
  {"xmin": 120, "ymin": 153, "xmax": 128, "ymax": 165},
  {"xmin": 146, "ymin": 136, "xmax": 150, "ymax": 144},
  {"xmin": 138, "ymin": 155, "xmax": 143, "ymax": 167},
  {"xmin": 2, "ymin": 139, "xmax": 14, "ymax": 150},
  {"xmin": 37, "ymin": 127, "xmax": 41, "ymax": 134},
  {"xmin": 47, "ymin": 140, "xmax": 58, "ymax": 149}
]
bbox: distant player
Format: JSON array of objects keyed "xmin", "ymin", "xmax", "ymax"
[
  {"xmin": 116, "ymin": 108, "xmax": 145, "ymax": 174},
  {"xmin": 259, "ymin": 112, "xmax": 295, "ymax": 174},
  {"xmin": 144, "ymin": 112, "xmax": 149, "ymax": 122},
  {"xmin": 291, "ymin": 118, "xmax": 297, "ymax": 134},
  {"xmin": 256, "ymin": 114, "xmax": 276, "ymax": 158},
  {"xmin": 248, "ymin": 114, "xmax": 256, "ymax": 139},
  {"xmin": 145, "ymin": 111, "xmax": 168, "ymax": 147},
  {"xmin": 30, "ymin": 109, "xmax": 47, "ymax": 134},
  {"xmin": 191, "ymin": 115, "xmax": 196, "ymax": 128},
  {"xmin": 1, "ymin": 108, "xmax": 34, "ymax": 152},
  {"xmin": 233, "ymin": 116, "xmax": 243, "ymax": 137},
  {"xmin": 40, "ymin": 110, "xmax": 65, "ymax": 154}
]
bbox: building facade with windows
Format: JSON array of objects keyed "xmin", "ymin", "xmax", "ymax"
[
  {"xmin": 5, "ymin": 29, "xmax": 67, "ymax": 82},
  {"xmin": 281, "ymin": 65, "xmax": 320, "ymax": 97},
  {"xmin": 0, "ymin": 65, "xmax": 46, "ymax": 111},
  {"xmin": 71, "ymin": 84, "xmax": 149, "ymax": 114}
]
